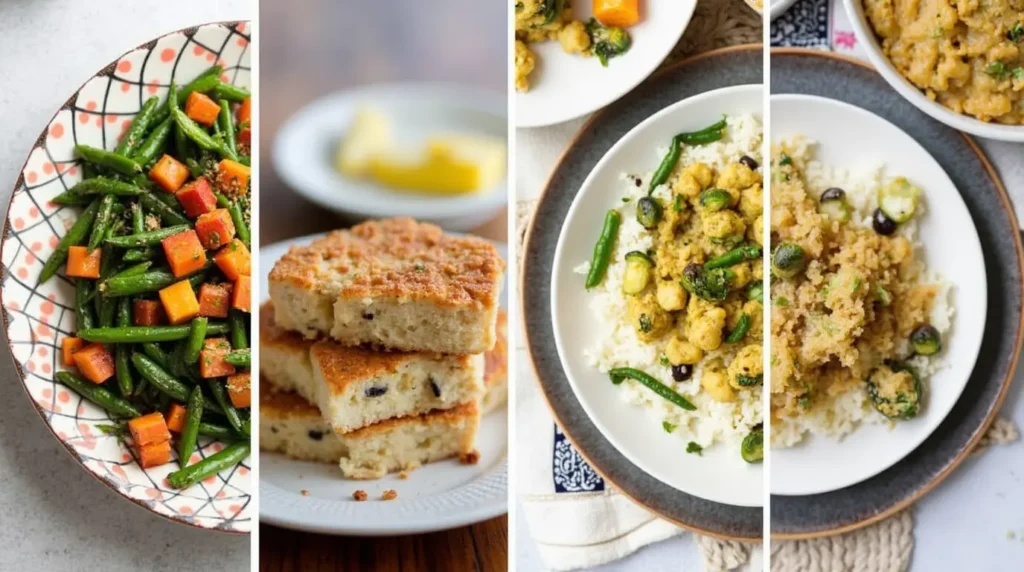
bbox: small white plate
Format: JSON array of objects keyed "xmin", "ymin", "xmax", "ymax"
[
  {"xmin": 516, "ymin": 1, "xmax": 695, "ymax": 128},
  {"xmin": 272, "ymin": 84, "xmax": 508, "ymax": 231},
  {"xmin": 258, "ymin": 233, "xmax": 508, "ymax": 535},
  {"xmin": 770, "ymin": 94, "xmax": 987, "ymax": 496},
  {"xmin": 550, "ymin": 85, "xmax": 764, "ymax": 507}
]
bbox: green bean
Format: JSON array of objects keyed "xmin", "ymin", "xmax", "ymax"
[
  {"xmin": 114, "ymin": 96, "xmax": 160, "ymax": 157},
  {"xmin": 223, "ymin": 349, "xmax": 250, "ymax": 367},
  {"xmin": 207, "ymin": 378, "xmax": 246, "ymax": 435},
  {"xmin": 725, "ymin": 314, "xmax": 751, "ymax": 344},
  {"xmin": 647, "ymin": 118, "xmax": 728, "ymax": 193},
  {"xmin": 79, "ymin": 322, "xmax": 228, "ymax": 343},
  {"xmin": 132, "ymin": 117, "xmax": 173, "ymax": 167},
  {"xmin": 121, "ymin": 248, "xmax": 153, "ymax": 262},
  {"xmin": 186, "ymin": 158, "xmax": 205, "ymax": 178},
  {"xmin": 110, "ymin": 261, "xmax": 152, "ymax": 280},
  {"xmin": 56, "ymin": 371, "xmax": 143, "ymax": 418},
  {"xmin": 39, "ymin": 199, "xmax": 100, "ymax": 283},
  {"xmin": 178, "ymin": 387, "xmax": 205, "ymax": 466},
  {"xmin": 141, "ymin": 342, "xmax": 171, "ymax": 369},
  {"xmin": 138, "ymin": 192, "xmax": 190, "ymax": 226},
  {"xmin": 198, "ymin": 421, "xmax": 236, "ymax": 441},
  {"xmin": 705, "ymin": 245, "xmax": 762, "ymax": 270},
  {"xmin": 167, "ymin": 441, "xmax": 249, "ymax": 489},
  {"xmin": 211, "ymin": 82, "xmax": 250, "ymax": 103},
  {"xmin": 151, "ymin": 69, "xmax": 222, "ymax": 125},
  {"xmin": 51, "ymin": 191, "xmax": 98, "ymax": 206},
  {"xmin": 75, "ymin": 145, "xmax": 142, "ymax": 177},
  {"xmin": 86, "ymin": 195, "xmax": 116, "ymax": 250},
  {"xmin": 171, "ymin": 107, "xmax": 237, "ymax": 161},
  {"xmin": 99, "ymin": 268, "xmax": 175, "ymax": 296},
  {"xmin": 113, "ymin": 297, "xmax": 135, "ymax": 395},
  {"xmin": 75, "ymin": 279, "xmax": 96, "ymax": 330},
  {"xmin": 218, "ymin": 100, "xmax": 237, "ymax": 157},
  {"xmin": 69, "ymin": 177, "xmax": 145, "ymax": 197},
  {"xmin": 216, "ymin": 193, "xmax": 250, "ymax": 248},
  {"xmin": 115, "ymin": 296, "xmax": 132, "ymax": 327},
  {"xmin": 229, "ymin": 310, "xmax": 248, "ymax": 350},
  {"xmin": 105, "ymin": 224, "xmax": 189, "ymax": 248},
  {"xmin": 131, "ymin": 352, "xmax": 190, "ymax": 402},
  {"xmin": 608, "ymin": 367, "xmax": 696, "ymax": 411},
  {"xmin": 184, "ymin": 317, "xmax": 208, "ymax": 364},
  {"xmin": 585, "ymin": 210, "xmax": 621, "ymax": 289}
]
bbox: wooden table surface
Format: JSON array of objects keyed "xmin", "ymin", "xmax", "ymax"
[{"xmin": 258, "ymin": 1, "xmax": 508, "ymax": 570}]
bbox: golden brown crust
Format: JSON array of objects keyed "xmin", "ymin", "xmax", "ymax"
[
  {"xmin": 268, "ymin": 218, "xmax": 505, "ymax": 309},
  {"xmin": 259, "ymin": 379, "xmax": 321, "ymax": 419},
  {"xmin": 259, "ymin": 302, "xmax": 314, "ymax": 352},
  {"xmin": 339, "ymin": 402, "xmax": 479, "ymax": 439},
  {"xmin": 310, "ymin": 339, "xmax": 474, "ymax": 395},
  {"xmin": 484, "ymin": 310, "xmax": 508, "ymax": 389}
]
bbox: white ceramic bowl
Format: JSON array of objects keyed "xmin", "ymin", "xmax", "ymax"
[
  {"xmin": 516, "ymin": 1, "xmax": 695, "ymax": 128},
  {"xmin": 273, "ymin": 83, "xmax": 507, "ymax": 232},
  {"xmin": 770, "ymin": 94, "xmax": 987, "ymax": 495},
  {"xmin": 1, "ymin": 22, "xmax": 252, "ymax": 532},
  {"xmin": 550, "ymin": 85, "xmax": 764, "ymax": 507},
  {"xmin": 258, "ymin": 233, "xmax": 508, "ymax": 535},
  {"xmin": 844, "ymin": 0, "xmax": 1024, "ymax": 142}
]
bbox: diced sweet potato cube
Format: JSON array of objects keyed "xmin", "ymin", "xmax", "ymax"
[
  {"xmin": 161, "ymin": 230, "xmax": 207, "ymax": 278},
  {"xmin": 226, "ymin": 373, "xmax": 251, "ymax": 408},
  {"xmin": 137, "ymin": 440, "xmax": 172, "ymax": 469},
  {"xmin": 129, "ymin": 412, "xmax": 171, "ymax": 446},
  {"xmin": 149, "ymin": 154, "xmax": 190, "ymax": 193},
  {"xmin": 216, "ymin": 159, "xmax": 250, "ymax": 195},
  {"xmin": 231, "ymin": 276, "xmax": 251, "ymax": 312},
  {"xmin": 133, "ymin": 299, "xmax": 166, "ymax": 326},
  {"xmin": 199, "ymin": 337, "xmax": 236, "ymax": 378},
  {"xmin": 214, "ymin": 239, "xmax": 250, "ymax": 281},
  {"xmin": 194, "ymin": 208, "xmax": 235, "ymax": 250},
  {"xmin": 66, "ymin": 246, "xmax": 101, "ymax": 279},
  {"xmin": 175, "ymin": 177, "xmax": 218, "ymax": 218},
  {"xmin": 159, "ymin": 280, "xmax": 200, "ymax": 325},
  {"xmin": 185, "ymin": 91, "xmax": 222, "ymax": 127},
  {"xmin": 72, "ymin": 343, "xmax": 115, "ymax": 384},
  {"xmin": 237, "ymin": 97, "xmax": 251, "ymax": 125},
  {"xmin": 198, "ymin": 283, "xmax": 232, "ymax": 318},
  {"xmin": 62, "ymin": 337, "xmax": 84, "ymax": 367},
  {"xmin": 166, "ymin": 404, "xmax": 188, "ymax": 433}
]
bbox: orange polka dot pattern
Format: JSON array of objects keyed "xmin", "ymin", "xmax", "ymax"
[{"xmin": 2, "ymin": 22, "xmax": 251, "ymax": 533}]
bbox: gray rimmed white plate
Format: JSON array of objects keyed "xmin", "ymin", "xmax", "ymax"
[
  {"xmin": 770, "ymin": 49, "xmax": 1024, "ymax": 539},
  {"xmin": 522, "ymin": 45, "xmax": 764, "ymax": 541}
]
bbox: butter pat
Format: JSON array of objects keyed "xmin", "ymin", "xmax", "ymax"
[
  {"xmin": 368, "ymin": 135, "xmax": 506, "ymax": 195},
  {"xmin": 335, "ymin": 108, "xmax": 391, "ymax": 178}
]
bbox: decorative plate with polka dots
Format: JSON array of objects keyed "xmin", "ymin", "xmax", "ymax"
[{"xmin": 1, "ymin": 22, "xmax": 252, "ymax": 533}]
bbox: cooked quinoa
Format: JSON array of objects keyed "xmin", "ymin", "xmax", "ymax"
[{"xmin": 769, "ymin": 138, "xmax": 949, "ymax": 443}]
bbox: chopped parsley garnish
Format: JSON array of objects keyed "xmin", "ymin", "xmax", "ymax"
[
  {"xmin": 686, "ymin": 441, "xmax": 703, "ymax": 455},
  {"xmin": 659, "ymin": 355, "xmax": 670, "ymax": 367},
  {"xmin": 638, "ymin": 313, "xmax": 653, "ymax": 333},
  {"xmin": 1008, "ymin": 23, "xmax": 1024, "ymax": 43},
  {"xmin": 775, "ymin": 297, "xmax": 790, "ymax": 307},
  {"xmin": 779, "ymin": 153, "xmax": 793, "ymax": 166},
  {"xmin": 985, "ymin": 61, "xmax": 1010, "ymax": 80},
  {"xmin": 673, "ymin": 194, "xmax": 683, "ymax": 213},
  {"xmin": 1014, "ymin": 67, "xmax": 1024, "ymax": 82},
  {"xmin": 662, "ymin": 421, "xmax": 677, "ymax": 433}
]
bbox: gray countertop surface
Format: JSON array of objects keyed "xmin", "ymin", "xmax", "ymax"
[{"xmin": 0, "ymin": 1, "xmax": 250, "ymax": 570}]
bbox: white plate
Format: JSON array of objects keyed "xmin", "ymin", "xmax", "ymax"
[
  {"xmin": 770, "ymin": 0, "xmax": 798, "ymax": 19},
  {"xmin": 258, "ymin": 233, "xmax": 508, "ymax": 535},
  {"xmin": 516, "ymin": 1, "xmax": 695, "ymax": 128},
  {"xmin": 770, "ymin": 94, "xmax": 987, "ymax": 496},
  {"xmin": 272, "ymin": 83, "xmax": 508, "ymax": 231},
  {"xmin": 550, "ymin": 85, "xmax": 764, "ymax": 507}
]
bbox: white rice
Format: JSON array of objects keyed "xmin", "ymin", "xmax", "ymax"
[
  {"xmin": 574, "ymin": 115, "xmax": 764, "ymax": 450},
  {"xmin": 772, "ymin": 137, "xmax": 954, "ymax": 447}
]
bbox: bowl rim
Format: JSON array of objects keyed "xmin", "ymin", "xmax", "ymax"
[
  {"xmin": 271, "ymin": 81, "xmax": 508, "ymax": 222},
  {"xmin": 0, "ymin": 19, "xmax": 252, "ymax": 535},
  {"xmin": 843, "ymin": 0, "xmax": 1024, "ymax": 143}
]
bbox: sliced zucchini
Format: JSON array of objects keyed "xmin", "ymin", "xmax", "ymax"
[
  {"xmin": 622, "ymin": 251, "xmax": 653, "ymax": 295},
  {"xmin": 877, "ymin": 177, "xmax": 920, "ymax": 223}
]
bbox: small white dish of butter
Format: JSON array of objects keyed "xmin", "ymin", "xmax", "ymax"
[{"xmin": 273, "ymin": 83, "xmax": 508, "ymax": 230}]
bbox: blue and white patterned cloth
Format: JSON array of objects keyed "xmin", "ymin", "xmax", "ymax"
[{"xmin": 771, "ymin": 0, "xmax": 868, "ymax": 59}]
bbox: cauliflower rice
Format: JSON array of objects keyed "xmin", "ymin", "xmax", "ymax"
[{"xmin": 575, "ymin": 115, "xmax": 764, "ymax": 451}]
